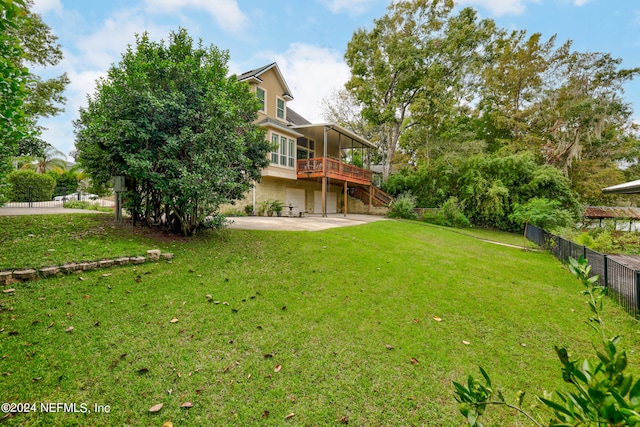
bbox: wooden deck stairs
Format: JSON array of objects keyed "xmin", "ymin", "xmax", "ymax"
[{"xmin": 350, "ymin": 185, "xmax": 393, "ymax": 207}]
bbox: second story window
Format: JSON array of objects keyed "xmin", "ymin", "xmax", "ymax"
[
  {"xmin": 256, "ymin": 87, "xmax": 266, "ymax": 112},
  {"xmin": 276, "ymin": 97, "xmax": 285, "ymax": 120}
]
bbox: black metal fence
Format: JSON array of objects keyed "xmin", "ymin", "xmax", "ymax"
[
  {"xmin": 3, "ymin": 187, "xmax": 76, "ymax": 208},
  {"xmin": 2, "ymin": 187, "xmax": 110, "ymax": 208},
  {"xmin": 526, "ymin": 224, "xmax": 639, "ymax": 317}
]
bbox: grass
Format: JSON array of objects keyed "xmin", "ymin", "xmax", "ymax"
[
  {"xmin": 1, "ymin": 216, "xmax": 639, "ymax": 426},
  {"xmin": 0, "ymin": 215, "xmax": 179, "ymax": 270}
]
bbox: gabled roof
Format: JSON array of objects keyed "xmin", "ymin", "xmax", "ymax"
[
  {"xmin": 238, "ymin": 62, "xmax": 294, "ymax": 101},
  {"xmin": 286, "ymin": 108, "xmax": 311, "ymax": 126}
]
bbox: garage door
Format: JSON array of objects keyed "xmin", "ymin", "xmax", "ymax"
[
  {"xmin": 285, "ymin": 188, "xmax": 305, "ymax": 216},
  {"xmin": 314, "ymin": 190, "xmax": 337, "ymax": 214}
]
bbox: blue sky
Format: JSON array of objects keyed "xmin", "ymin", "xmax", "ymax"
[{"xmin": 30, "ymin": 0, "xmax": 640, "ymax": 159}]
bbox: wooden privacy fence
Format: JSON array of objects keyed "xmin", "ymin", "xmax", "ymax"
[{"xmin": 526, "ymin": 224, "xmax": 639, "ymax": 318}]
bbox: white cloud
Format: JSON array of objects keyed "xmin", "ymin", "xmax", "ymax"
[
  {"xmin": 36, "ymin": 9, "xmax": 171, "ymax": 155},
  {"xmin": 572, "ymin": 0, "xmax": 590, "ymax": 5},
  {"xmin": 38, "ymin": 118, "xmax": 76, "ymax": 157},
  {"xmin": 320, "ymin": 0, "xmax": 378, "ymax": 15},
  {"xmin": 455, "ymin": 0, "xmax": 540, "ymax": 16},
  {"xmin": 73, "ymin": 10, "xmax": 169, "ymax": 71},
  {"xmin": 31, "ymin": 0, "xmax": 63, "ymax": 15},
  {"xmin": 249, "ymin": 43, "xmax": 350, "ymax": 123},
  {"xmin": 144, "ymin": 0, "xmax": 247, "ymax": 34}
]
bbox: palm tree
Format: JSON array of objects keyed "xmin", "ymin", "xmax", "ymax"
[{"xmin": 19, "ymin": 144, "xmax": 67, "ymax": 173}]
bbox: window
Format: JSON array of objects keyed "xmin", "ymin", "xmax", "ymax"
[
  {"xmin": 256, "ymin": 87, "xmax": 266, "ymax": 112},
  {"xmin": 289, "ymin": 139, "xmax": 295, "ymax": 167},
  {"xmin": 270, "ymin": 132, "xmax": 295, "ymax": 168},
  {"xmin": 280, "ymin": 136, "xmax": 287, "ymax": 166},
  {"xmin": 271, "ymin": 134, "xmax": 278, "ymax": 164},
  {"xmin": 297, "ymin": 138, "xmax": 315, "ymax": 161},
  {"xmin": 276, "ymin": 97, "xmax": 285, "ymax": 120}
]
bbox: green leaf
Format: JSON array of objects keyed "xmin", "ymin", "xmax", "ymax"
[
  {"xmin": 629, "ymin": 378, "xmax": 640, "ymax": 402},
  {"xmin": 467, "ymin": 409, "xmax": 477, "ymax": 426},
  {"xmin": 620, "ymin": 375, "xmax": 634, "ymax": 397},
  {"xmin": 539, "ymin": 397, "xmax": 575, "ymax": 417},
  {"xmin": 479, "ymin": 366, "xmax": 492, "ymax": 388}
]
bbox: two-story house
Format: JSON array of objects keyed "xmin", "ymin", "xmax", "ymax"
[{"xmin": 232, "ymin": 62, "xmax": 391, "ymax": 217}]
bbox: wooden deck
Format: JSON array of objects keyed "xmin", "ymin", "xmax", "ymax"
[{"xmin": 296, "ymin": 158, "xmax": 373, "ymax": 185}]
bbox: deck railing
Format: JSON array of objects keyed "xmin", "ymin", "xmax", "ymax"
[{"xmin": 297, "ymin": 158, "xmax": 373, "ymax": 183}]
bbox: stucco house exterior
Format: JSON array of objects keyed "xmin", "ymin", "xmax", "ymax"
[{"xmin": 229, "ymin": 62, "xmax": 391, "ymax": 217}]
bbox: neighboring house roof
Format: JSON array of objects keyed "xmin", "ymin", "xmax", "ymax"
[
  {"xmin": 238, "ymin": 62, "xmax": 294, "ymax": 101},
  {"xmin": 602, "ymin": 179, "xmax": 640, "ymax": 194},
  {"xmin": 584, "ymin": 206, "xmax": 640, "ymax": 220}
]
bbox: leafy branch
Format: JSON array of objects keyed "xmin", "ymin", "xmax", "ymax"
[{"xmin": 454, "ymin": 257, "xmax": 640, "ymax": 427}]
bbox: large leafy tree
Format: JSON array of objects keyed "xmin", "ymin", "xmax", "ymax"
[
  {"xmin": 345, "ymin": 1, "xmax": 500, "ymax": 178},
  {"xmin": 74, "ymin": 29, "xmax": 270, "ymax": 236},
  {"xmin": 0, "ymin": 0, "xmax": 68, "ymax": 203},
  {"xmin": 0, "ymin": 0, "xmax": 30, "ymax": 200},
  {"xmin": 345, "ymin": 0, "xmax": 455, "ymax": 180},
  {"xmin": 5, "ymin": 0, "xmax": 69, "ymax": 157}
]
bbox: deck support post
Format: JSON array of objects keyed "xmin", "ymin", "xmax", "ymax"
[
  {"xmin": 322, "ymin": 126, "xmax": 328, "ymax": 217},
  {"xmin": 344, "ymin": 181, "xmax": 348, "ymax": 217}
]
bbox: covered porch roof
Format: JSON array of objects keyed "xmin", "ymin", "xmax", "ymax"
[
  {"xmin": 602, "ymin": 179, "xmax": 640, "ymax": 194},
  {"xmin": 291, "ymin": 123, "xmax": 375, "ymax": 150}
]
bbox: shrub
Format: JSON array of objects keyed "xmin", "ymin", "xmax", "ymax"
[
  {"xmin": 422, "ymin": 209, "xmax": 447, "ymax": 226},
  {"xmin": 7, "ymin": 170, "xmax": 56, "ymax": 202},
  {"xmin": 592, "ymin": 230, "xmax": 617, "ymax": 254},
  {"xmin": 574, "ymin": 232, "xmax": 595, "ymax": 248},
  {"xmin": 441, "ymin": 197, "xmax": 471, "ymax": 228},
  {"xmin": 387, "ymin": 192, "xmax": 416, "ymax": 219},
  {"xmin": 49, "ymin": 170, "xmax": 79, "ymax": 197},
  {"xmin": 64, "ymin": 200, "xmax": 113, "ymax": 212},
  {"xmin": 422, "ymin": 197, "xmax": 471, "ymax": 228}
]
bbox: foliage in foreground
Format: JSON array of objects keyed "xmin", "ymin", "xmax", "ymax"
[
  {"xmin": 74, "ymin": 28, "xmax": 270, "ymax": 236},
  {"xmin": 454, "ymin": 257, "xmax": 640, "ymax": 426}
]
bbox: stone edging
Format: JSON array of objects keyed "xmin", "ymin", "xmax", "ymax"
[{"xmin": 0, "ymin": 250, "xmax": 174, "ymax": 285}]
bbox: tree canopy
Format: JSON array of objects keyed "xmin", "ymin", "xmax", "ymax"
[
  {"xmin": 343, "ymin": 0, "xmax": 640, "ymax": 206},
  {"xmin": 0, "ymin": 0, "xmax": 68, "ymax": 203},
  {"xmin": 74, "ymin": 29, "xmax": 270, "ymax": 236}
]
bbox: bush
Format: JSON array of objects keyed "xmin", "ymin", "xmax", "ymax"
[
  {"xmin": 7, "ymin": 170, "xmax": 56, "ymax": 202},
  {"xmin": 441, "ymin": 197, "xmax": 471, "ymax": 228},
  {"xmin": 574, "ymin": 232, "xmax": 595, "ymax": 248},
  {"xmin": 48, "ymin": 170, "xmax": 79, "ymax": 197},
  {"xmin": 387, "ymin": 192, "xmax": 417, "ymax": 219},
  {"xmin": 422, "ymin": 197, "xmax": 471, "ymax": 228},
  {"xmin": 63, "ymin": 200, "xmax": 113, "ymax": 212}
]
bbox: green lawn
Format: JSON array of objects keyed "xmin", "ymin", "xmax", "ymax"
[{"xmin": 1, "ymin": 215, "xmax": 639, "ymax": 426}]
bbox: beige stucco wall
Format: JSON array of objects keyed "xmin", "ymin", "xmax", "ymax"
[
  {"xmin": 346, "ymin": 196, "xmax": 389, "ymax": 216},
  {"xmin": 221, "ymin": 177, "xmax": 389, "ymax": 217},
  {"xmin": 252, "ymin": 68, "xmax": 289, "ymax": 122},
  {"xmin": 220, "ymin": 177, "xmax": 343, "ymax": 215}
]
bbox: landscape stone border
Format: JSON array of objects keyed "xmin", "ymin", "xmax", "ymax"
[{"xmin": 0, "ymin": 250, "xmax": 174, "ymax": 285}]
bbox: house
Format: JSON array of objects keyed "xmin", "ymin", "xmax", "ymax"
[{"xmin": 231, "ymin": 62, "xmax": 391, "ymax": 217}]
